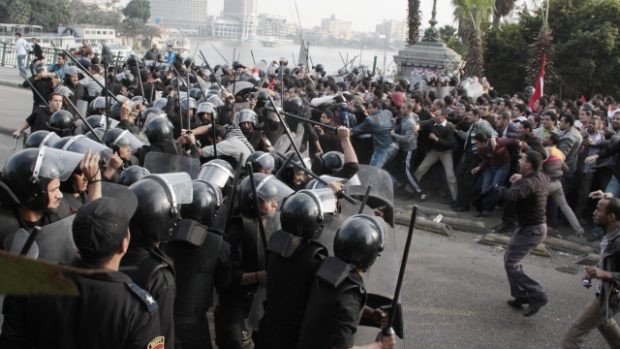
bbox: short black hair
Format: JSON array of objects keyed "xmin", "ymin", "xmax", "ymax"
[
  {"xmin": 604, "ymin": 197, "xmax": 620, "ymax": 220},
  {"xmin": 543, "ymin": 110, "xmax": 557, "ymax": 122},
  {"xmin": 525, "ymin": 150, "xmax": 543, "ymax": 171},
  {"xmin": 473, "ymin": 132, "xmax": 488, "ymax": 143},
  {"xmin": 561, "ymin": 114, "xmax": 575, "ymax": 126}
]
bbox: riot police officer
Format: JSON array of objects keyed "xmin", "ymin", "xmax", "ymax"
[
  {"xmin": 297, "ymin": 214, "xmax": 396, "ymax": 349},
  {"xmin": 215, "ymin": 173, "xmax": 293, "ymax": 349},
  {"xmin": 236, "ymin": 109, "xmax": 274, "ymax": 152},
  {"xmin": 257, "ymin": 189, "xmax": 336, "ymax": 349},
  {"xmin": 162, "ymin": 180, "xmax": 234, "ymax": 349},
  {"xmin": 0, "ymin": 147, "xmax": 100, "ymax": 247},
  {"xmin": 138, "ymin": 116, "xmax": 185, "ymax": 166},
  {"xmin": 122, "ymin": 172, "xmax": 194, "ymax": 349}
]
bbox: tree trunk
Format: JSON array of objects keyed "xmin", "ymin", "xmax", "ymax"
[
  {"xmin": 465, "ymin": 31, "xmax": 485, "ymax": 77},
  {"xmin": 407, "ymin": 0, "xmax": 421, "ymax": 46}
]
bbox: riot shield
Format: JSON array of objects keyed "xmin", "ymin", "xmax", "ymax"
[
  {"xmin": 6, "ymin": 228, "xmax": 39, "ymax": 258},
  {"xmin": 7, "ymin": 216, "xmax": 78, "ymax": 265},
  {"xmin": 143, "ymin": 152, "xmax": 201, "ymax": 179},
  {"xmin": 346, "ymin": 165, "xmax": 394, "ymax": 227}
]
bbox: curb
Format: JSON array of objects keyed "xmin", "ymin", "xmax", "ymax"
[
  {"xmin": 478, "ymin": 232, "xmax": 552, "ymax": 257},
  {"xmin": 544, "ymin": 236, "xmax": 597, "ymax": 256},
  {"xmin": 394, "ymin": 214, "xmax": 453, "ymax": 237}
]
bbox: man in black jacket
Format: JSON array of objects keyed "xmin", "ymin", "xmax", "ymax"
[
  {"xmin": 414, "ymin": 99, "xmax": 457, "ymax": 203},
  {"xmin": 499, "ymin": 150, "xmax": 549, "ymax": 317}
]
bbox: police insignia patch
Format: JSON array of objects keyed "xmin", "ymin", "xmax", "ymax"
[{"xmin": 147, "ymin": 336, "xmax": 165, "ymax": 349}]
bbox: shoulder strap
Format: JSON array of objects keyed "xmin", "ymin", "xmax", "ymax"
[
  {"xmin": 316, "ymin": 256, "xmax": 352, "ymax": 288},
  {"xmin": 125, "ymin": 281, "xmax": 159, "ymax": 313},
  {"xmin": 266, "ymin": 230, "xmax": 300, "ymax": 258}
]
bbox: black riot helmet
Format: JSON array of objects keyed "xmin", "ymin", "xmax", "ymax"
[
  {"xmin": 129, "ymin": 172, "xmax": 193, "ymax": 244},
  {"xmin": 255, "ymin": 89, "xmax": 270, "ymax": 109},
  {"xmin": 314, "ymin": 64, "xmax": 324, "ymax": 73},
  {"xmin": 196, "ymin": 102, "xmax": 218, "ymax": 123},
  {"xmin": 144, "ymin": 116, "xmax": 174, "ymax": 144},
  {"xmin": 180, "ymin": 97, "xmax": 198, "ymax": 115},
  {"xmin": 238, "ymin": 173, "xmax": 294, "ymax": 218},
  {"xmin": 189, "ymin": 87, "xmax": 203, "ymax": 101},
  {"xmin": 2, "ymin": 147, "xmax": 83, "ymax": 210},
  {"xmin": 103, "ymin": 128, "xmax": 143, "ymax": 154},
  {"xmin": 184, "ymin": 57, "xmax": 194, "ymax": 69},
  {"xmin": 333, "ymin": 214, "xmax": 385, "ymax": 271},
  {"xmin": 24, "ymin": 130, "xmax": 61, "ymax": 149},
  {"xmin": 181, "ymin": 180, "xmax": 223, "ymax": 226},
  {"xmin": 247, "ymin": 151, "xmax": 276, "ymax": 174},
  {"xmin": 119, "ymin": 165, "xmax": 150, "ymax": 186},
  {"xmin": 283, "ymin": 96, "xmax": 304, "ymax": 115},
  {"xmin": 280, "ymin": 188, "xmax": 337, "ymax": 240},
  {"xmin": 312, "ymin": 151, "xmax": 345, "ymax": 175},
  {"xmin": 49, "ymin": 110, "xmax": 75, "ymax": 137},
  {"xmin": 85, "ymin": 114, "xmax": 119, "ymax": 132},
  {"xmin": 235, "ymin": 109, "xmax": 257, "ymax": 127}
]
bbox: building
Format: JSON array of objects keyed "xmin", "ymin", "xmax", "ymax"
[
  {"xmin": 222, "ymin": 0, "xmax": 257, "ymax": 39},
  {"xmin": 376, "ymin": 19, "xmax": 406, "ymax": 43},
  {"xmin": 256, "ymin": 14, "xmax": 292, "ymax": 38},
  {"xmin": 148, "ymin": 0, "xmax": 208, "ymax": 30},
  {"xmin": 320, "ymin": 15, "xmax": 352, "ymax": 41}
]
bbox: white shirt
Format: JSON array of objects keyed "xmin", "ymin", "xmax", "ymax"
[{"xmin": 15, "ymin": 38, "xmax": 30, "ymax": 55}]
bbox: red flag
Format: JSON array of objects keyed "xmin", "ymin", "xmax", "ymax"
[{"xmin": 528, "ymin": 53, "xmax": 546, "ymax": 111}]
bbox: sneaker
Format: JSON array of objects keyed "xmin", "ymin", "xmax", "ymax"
[{"xmin": 507, "ymin": 298, "xmax": 529, "ymax": 309}]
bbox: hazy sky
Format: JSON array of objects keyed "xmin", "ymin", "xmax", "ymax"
[{"xmin": 207, "ymin": 0, "xmax": 540, "ymax": 32}]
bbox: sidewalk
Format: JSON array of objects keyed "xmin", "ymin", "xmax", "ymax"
[{"xmin": 0, "ymin": 66, "xmax": 28, "ymax": 88}]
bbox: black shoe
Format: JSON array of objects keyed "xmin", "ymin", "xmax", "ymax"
[
  {"xmin": 474, "ymin": 210, "xmax": 490, "ymax": 217},
  {"xmin": 523, "ymin": 297, "xmax": 548, "ymax": 317},
  {"xmin": 507, "ymin": 298, "xmax": 529, "ymax": 309},
  {"xmin": 449, "ymin": 201, "xmax": 459, "ymax": 209},
  {"xmin": 453, "ymin": 206, "xmax": 469, "ymax": 212}
]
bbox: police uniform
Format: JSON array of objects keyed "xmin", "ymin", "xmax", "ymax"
[
  {"xmin": 258, "ymin": 230, "xmax": 328, "ymax": 349},
  {"xmin": 162, "ymin": 228, "xmax": 234, "ymax": 349},
  {"xmin": 121, "ymin": 245, "xmax": 176, "ymax": 349},
  {"xmin": 296, "ymin": 257, "xmax": 367, "ymax": 349},
  {"xmin": 0, "ymin": 260, "xmax": 163, "ymax": 349}
]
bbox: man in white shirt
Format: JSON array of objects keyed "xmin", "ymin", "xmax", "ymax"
[{"xmin": 14, "ymin": 32, "xmax": 30, "ymax": 78}]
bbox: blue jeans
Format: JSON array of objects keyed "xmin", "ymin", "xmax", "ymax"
[
  {"xmin": 605, "ymin": 175, "xmax": 620, "ymax": 198},
  {"xmin": 17, "ymin": 54, "xmax": 27, "ymax": 77},
  {"xmin": 481, "ymin": 163, "xmax": 511, "ymax": 193},
  {"xmin": 370, "ymin": 143, "xmax": 398, "ymax": 169}
]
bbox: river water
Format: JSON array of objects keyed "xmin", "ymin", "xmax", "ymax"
[{"xmin": 190, "ymin": 39, "xmax": 399, "ymax": 76}]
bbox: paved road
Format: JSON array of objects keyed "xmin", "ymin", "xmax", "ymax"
[{"xmin": 0, "ymin": 84, "xmax": 610, "ymax": 348}]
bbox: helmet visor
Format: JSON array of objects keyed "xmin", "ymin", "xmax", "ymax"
[
  {"xmin": 197, "ymin": 160, "xmax": 234, "ymax": 189},
  {"xmin": 112, "ymin": 130, "xmax": 144, "ymax": 153},
  {"xmin": 255, "ymin": 174, "xmax": 294, "ymax": 206},
  {"xmin": 34, "ymin": 146, "xmax": 85, "ymax": 181},
  {"xmin": 145, "ymin": 172, "xmax": 193, "ymax": 207},
  {"xmin": 298, "ymin": 188, "xmax": 337, "ymax": 218},
  {"xmin": 62, "ymin": 135, "xmax": 113, "ymax": 162}
]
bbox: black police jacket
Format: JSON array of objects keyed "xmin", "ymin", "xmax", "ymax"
[
  {"xmin": 0, "ymin": 259, "xmax": 163, "ymax": 349},
  {"xmin": 296, "ymin": 257, "xmax": 367, "ymax": 349},
  {"xmin": 261, "ymin": 230, "xmax": 328, "ymax": 349},
  {"xmin": 121, "ymin": 245, "xmax": 175, "ymax": 349}
]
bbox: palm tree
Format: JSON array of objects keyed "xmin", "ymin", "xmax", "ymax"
[
  {"xmin": 452, "ymin": 0, "xmax": 495, "ymax": 77},
  {"xmin": 493, "ymin": 0, "xmax": 516, "ymax": 27},
  {"xmin": 407, "ymin": 0, "xmax": 421, "ymax": 45}
]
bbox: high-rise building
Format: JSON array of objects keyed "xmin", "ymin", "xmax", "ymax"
[
  {"xmin": 376, "ymin": 19, "xmax": 407, "ymax": 43},
  {"xmin": 149, "ymin": 0, "xmax": 208, "ymax": 29},
  {"xmin": 222, "ymin": 0, "xmax": 257, "ymax": 39},
  {"xmin": 320, "ymin": 15, "xmax": 352, "ymax": 40}
]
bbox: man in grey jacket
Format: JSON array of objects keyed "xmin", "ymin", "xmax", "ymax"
[
  {"xmin": 391, "ymin": 101, "xmax": 424, "ymax": 198},
  {"xmin": 561, "ymin": 197, "xmax": 620, "ymax": 348},
  {"xmin": 558, "ymin": 114, "xmax": 583, "ymax": 178}
]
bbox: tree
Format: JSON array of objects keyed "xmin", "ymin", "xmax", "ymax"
[
  {"xmin": 493, "ymin": 0, "xmax": 516, "ymax": 27},
  {"xmin": 407, "ymin": 0, "xmax": 421, "ymax": 45},
  {"xmin": 7, "ymin": 0, "xmax": 31, "ymax": 25},
  {"xmin": 30, "ymin": 0, "xmax": 74, "ymax": 32},
  {"xmin": 439, "ymin": 25, "xmax": 466, "ymax": 56},
  {"xmin": 452, "ymin": 0, "xmax": 495, "ymax": 77},
  {"xmin": 484, "ymin": 24, "xmax": 529, "ymax": 93},
  {"xmin": 122, "ymin": 0, "xmax": 150, "ymax": 23}
]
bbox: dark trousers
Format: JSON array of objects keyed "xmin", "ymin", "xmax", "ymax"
[
  {"xmin": 214, "ymin": 303, "xmax": 252, "ymax": 349},
  {"xmin": 504, "ymin": 224, "xmax": 548, "ymax": 301},
  {"xmin": 455, "ymin": 153, "xmax": 480, "ymax": 208},
  {"xmin": 175, "ymin": 313, "xmax": 214, "ymax": 349}
]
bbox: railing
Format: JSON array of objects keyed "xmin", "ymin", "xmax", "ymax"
[{"xmin": 0, "ymin": 43, "xmax": 61, "ymax": 68}]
